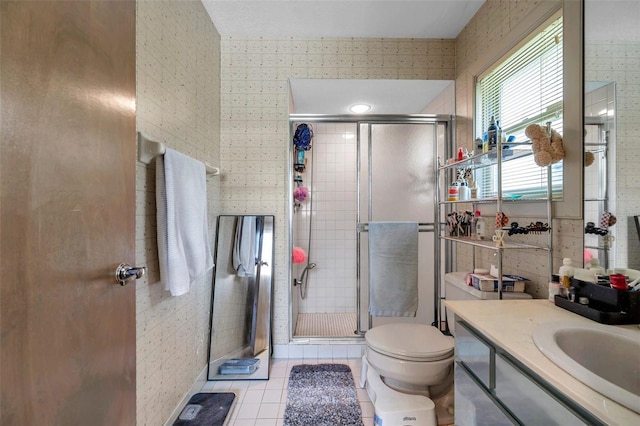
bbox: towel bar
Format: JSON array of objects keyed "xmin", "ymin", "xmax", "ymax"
[{"xmin": 137, "ymin": 132, "xmax": 220, "ymax": 176}]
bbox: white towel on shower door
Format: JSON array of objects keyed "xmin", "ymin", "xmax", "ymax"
[
  {"xmin": 156, "ymin": 148, "xmax": 213, "ymax": 296},
  {"xmin": 368, "ymin": 222, "xmax": 418, "ymax": 317}
]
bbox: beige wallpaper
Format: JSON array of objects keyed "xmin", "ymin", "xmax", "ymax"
[
  {"xmin": 135, "ymin": 1, "xmax": 221, "ymax": 425},
  {"xmin": 219, "ymin": 37, "xmax": 456, "ymax": 345}
]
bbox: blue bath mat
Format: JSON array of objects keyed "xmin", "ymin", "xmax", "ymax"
[
  {"xmin": 173, "ymin": 392, "xmax": 235, "ymax": 426},
  {"xmin": 284, "ymin": 364, "xmax": 363, "ymax": 426}
]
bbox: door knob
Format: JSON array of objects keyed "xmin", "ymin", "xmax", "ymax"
[{"xmin": 115, "ymin": 263, "xmax": 146, "ymax": 286}]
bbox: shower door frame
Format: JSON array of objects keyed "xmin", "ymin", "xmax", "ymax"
[{"xmin": 288, "ymin": 114, "xmax": 453, "ymax": 342}]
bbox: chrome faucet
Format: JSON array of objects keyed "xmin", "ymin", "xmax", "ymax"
[{"xmin": 294, "ymin": 263, "xmax": 317, "ymax": 286}]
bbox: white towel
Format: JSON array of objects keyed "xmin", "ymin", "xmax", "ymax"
[
  {"xmin": 368, "ymin": 222, "xmax": 418, "ymax": 317},
  {"xmin": 156, "ymin": 148, "xmax": 213, "ymax": 296},
  {"xmin": 233, "ymin": 216, "xmax": 256, "ymax": 277}
]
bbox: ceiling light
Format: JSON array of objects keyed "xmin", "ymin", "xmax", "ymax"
[{"xmin": 349, "ymin": 104, "xmax": 371, "ymax": 113}]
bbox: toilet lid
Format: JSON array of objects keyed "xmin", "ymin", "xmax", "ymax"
[{"xmin": 365, "ymin": 323, "xmax": 454, "ymax": 362}]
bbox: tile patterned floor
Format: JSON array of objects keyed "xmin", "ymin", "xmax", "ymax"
[{"xmin": 200, "ymin": 358, "xmax": 374, "ymax": 426}]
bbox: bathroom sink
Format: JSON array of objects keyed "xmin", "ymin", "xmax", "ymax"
[{"xmin": 533, "ymin": 321, "xmax": 640, "ymax": 414}]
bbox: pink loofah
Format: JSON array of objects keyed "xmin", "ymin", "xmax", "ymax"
[
  {"xmin": 584, "ymin": 249, "xmax": 593, "ymax": 264},
  {"xmin": 294, "ymin": 186, "xmax": 309, "ymax": 202},
  {"xmin": 292, "ymin": 246, "xmax": 307, "ymax": 264}
]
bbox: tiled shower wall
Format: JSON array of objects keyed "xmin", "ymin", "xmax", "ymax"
[
  {"xmin": 293, "ymin": 123, "xmax": 358, "ymax": 314},
  {"xmin": 135, "ymin": 1, "xmax": 221, "ymax": 425},
  {"xmin": 220, "ymin": 38, "xmax": 456, "ymax": 344},
  {"xmin": 585, "ymin": 41, "xmax": 640, "ymax": 269},
  {"xmin": 453, "ymin": 0, "xmax": 584, "ymax": 297}
]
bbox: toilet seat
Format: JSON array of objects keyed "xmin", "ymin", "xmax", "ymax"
[{"xmin": 365, "ymin": 323, "xmax": 454, "ymax": 362}]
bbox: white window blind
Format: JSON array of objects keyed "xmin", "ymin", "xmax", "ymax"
[{"xmin": 476, "ymin": 15, "xmax": 563, "ymax": 199}]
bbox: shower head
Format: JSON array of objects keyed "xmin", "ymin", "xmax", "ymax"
[{"xmin": 307, "ymin": 263, "xmax": 317, "ymax": 270}]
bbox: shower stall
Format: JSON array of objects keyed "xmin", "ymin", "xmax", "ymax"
[{"xmin": 289, "ymin": 115, "xmax": 452, "ymax": 339}]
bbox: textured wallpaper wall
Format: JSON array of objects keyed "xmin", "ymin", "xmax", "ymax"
[
  {"xmin": 135, "ymin": 1, "xmax": 221, "ymax": 425},
  {"xmin": 219, "ymin": 37, "xmax": 456, "ymax": 345}
]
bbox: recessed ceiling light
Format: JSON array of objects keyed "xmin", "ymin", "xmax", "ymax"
[{"xmin": 349, "ymin": 104, "xmax": 371, "ymax": 113}]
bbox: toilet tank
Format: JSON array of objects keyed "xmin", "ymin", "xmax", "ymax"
[{"xmin": 444, "ymin": 272, "xmax": 532, "ymax": 334}]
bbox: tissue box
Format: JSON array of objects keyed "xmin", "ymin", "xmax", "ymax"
[{"xmin": 471, "ymin": 273, "xmax": 527, "ymax": 292}]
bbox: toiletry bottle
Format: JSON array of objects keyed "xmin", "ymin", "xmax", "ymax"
[
  {"xmin": 475, "ymin": 210, "xmax": 486, "ymax": 240},
  {"xmin": 487, "ymin": 116, "xmax": 497, "ymax": 150},
  {"xmin": 470, "ymin": 182, "xmax": 478, "ymax": 199},
  {"xmin": 448, "ymin": 181, "xmax": 459, "ymax": 201},
  {"xmin": 558, "ymin": 258, "xmax": 574, "ymax": 289},
  {"xmin": 459, "ymin": 180, "xmax": 470, "ymax": 201},
  {"xmin": 496, "ymin": 120, "xmax": 503, "ymax": 149},
  {"xmin": 475, "ymin": 138, "xmax": 484, "ymax": 153}
]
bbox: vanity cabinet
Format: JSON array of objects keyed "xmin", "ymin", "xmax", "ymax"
[{"xmin": 454, "ymin": 318, "xmax": 605, "ymax": 426}]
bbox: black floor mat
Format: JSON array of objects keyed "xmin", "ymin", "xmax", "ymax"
[{"xmin": 173, "ymin": 392, "xmax": 235, "ymax": 426}]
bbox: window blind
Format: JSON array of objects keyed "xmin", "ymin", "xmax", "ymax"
[{"xmin": 476, "ymin": 15, "xmax": 563, "ymax": 199}]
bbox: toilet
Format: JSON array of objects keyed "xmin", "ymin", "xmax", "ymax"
[{"xmin": 360, "ymin": 272, "xmax": 533, "ymax": 426}]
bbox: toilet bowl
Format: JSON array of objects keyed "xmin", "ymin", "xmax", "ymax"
[
  {"xmin": 361, "ymin": 272, "xmax": 533, "ymax": 426},
  {"xmin": 360, "ymin": 323, "xmax": 455, "ymax": 426}
]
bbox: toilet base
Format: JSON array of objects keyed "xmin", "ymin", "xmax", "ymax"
[{"xmin": 361, "ymin": 355, "xmax": 438, "ymax": 426}]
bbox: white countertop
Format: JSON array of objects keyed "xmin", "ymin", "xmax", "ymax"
[{"xmin": 445, "ymin": 299, "xmax": 640, "ymax": 425}]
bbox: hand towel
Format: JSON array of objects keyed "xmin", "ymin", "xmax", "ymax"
[
  {"xmin": 233, "ymin": 216, "xmax": 256, "ymax": 277},
  {"xmin": 368, "ymin": 222, "xmax": 418, "ymax": 317},
  {"xmin": 156, "ymin": 148, "xmax": 213, "ymax": 296}
]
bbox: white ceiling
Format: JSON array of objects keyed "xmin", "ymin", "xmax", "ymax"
[
  {"xmin": 202, "ymin": 0, "xmax": 484, "ymax": 114},
  {"xmin": 289, "ymin": 79, "xmax": 453, "ymax": 114},
  {"xmin": 201, "ymin": 0, "xmax": 484, "ymax": 39}
]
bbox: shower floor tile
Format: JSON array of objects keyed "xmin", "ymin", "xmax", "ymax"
[{"xmin": 294, "ymin": 312, "xmax": 357, "ymax": 337}]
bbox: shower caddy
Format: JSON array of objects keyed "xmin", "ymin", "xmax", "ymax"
[{"xmin": 435, "ymin": 128, "xmax": 554, "ymax": 325}]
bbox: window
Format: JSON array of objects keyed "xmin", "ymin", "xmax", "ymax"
[{"xmin": 475, "ymin": 15, "xmax": 563, "ymax": 199}]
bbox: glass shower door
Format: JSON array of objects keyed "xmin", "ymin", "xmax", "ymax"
[{"xmin": 358, "ymin": 123, "xmax": 437, "ymax": 332}]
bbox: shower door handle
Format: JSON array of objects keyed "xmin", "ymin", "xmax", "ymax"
[{"xmin": 115, "ymin": 263, "xmax": 146, "ymax": 286}]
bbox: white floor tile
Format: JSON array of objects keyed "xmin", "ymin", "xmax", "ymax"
[
  {"xmin": 257, "ymin": 403, "xmax": 280, "ymax": 419},
  {"xmin": 201, "ymin": 358, "xmax": 373, "ymax": 426},
  {"xmin": 265, "ymin": 377, "xmax": 285, "ymax": 390},
  {"xmin": 235, "ymin": 403, "xmax": 261, "ymax": 419},
  {"xmin": 243, "ymin": 389, "xmax": 265, "ymax": 404},
  {"xmin": 262, "ymin": 389, "xmax": 284, "ymax": 404}
]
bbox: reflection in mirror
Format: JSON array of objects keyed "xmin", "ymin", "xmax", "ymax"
[
  {"xmin": 584, "ymin": 0, "xmax": 640, "ymax": 271},
  {"xmin": 207, "ymin": 215, "xmax": 274, "ymax": 381},
  {"xmin": 584, "ymin": 82, "xmax": 615, "ymax": 269}
]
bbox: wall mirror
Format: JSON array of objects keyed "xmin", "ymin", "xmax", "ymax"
[
  {"xmin": 207, "ymin": 215, "xmax": 274, "ymax": 381},
  {"xmin": 583, "ymin": 0, "xmax": 640, "ymax": 271}
]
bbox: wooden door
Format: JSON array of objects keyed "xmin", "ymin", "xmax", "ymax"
[{"xmin": 1, "ymin": 1, "xmax": 136, "ymax": 425}]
